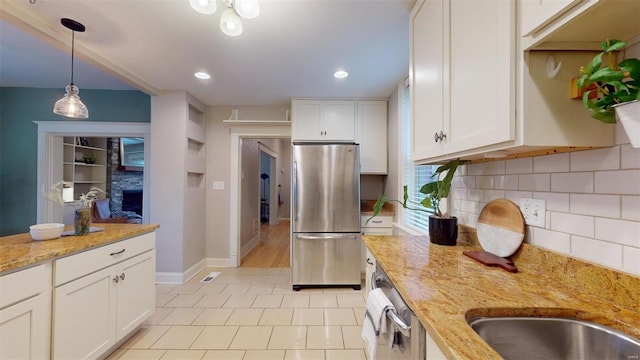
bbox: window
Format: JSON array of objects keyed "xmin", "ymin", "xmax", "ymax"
[{"xmin": 400, "ymin": 79, "xmax": 435, "ymax": 233}]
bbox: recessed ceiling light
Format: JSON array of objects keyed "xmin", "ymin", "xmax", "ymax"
[
  {"xmin": 333, "ymin": 70, "xmax": 349, "ymax": 79},
  {"xmin": 194, "ymin": 72, "xmax": 211, "ymax": 80}
]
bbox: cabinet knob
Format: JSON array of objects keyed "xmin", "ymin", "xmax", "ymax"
[
  {"xmin": 439, "ymin": 131, "xmax": 446, "ymax": 142},
  {"xmin": 434, "ymin": 132, "xmax": 439, "ymax": 143},
  {"xmin": 120, "ymin": 273, "xmax": 126, "ymax": 281},
  {"xmin": 366, "ymin": 258, "xmax": 374, "ymax": 265},
  {"xmin": 113, "ymin": 276, "xmax": 119, "ymax": 283}
]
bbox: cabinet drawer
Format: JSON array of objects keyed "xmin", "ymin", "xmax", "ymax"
[
  {"xmin": 361, "ymin": 216, "xmax": 392, "ymax": 228},
  {"xmin": 0, "ymin": 264, "xmax": 51, "ymax": 309},
  {"xmin": 54, "ymin": 232, "xmax": 155, "ymax": 287}
]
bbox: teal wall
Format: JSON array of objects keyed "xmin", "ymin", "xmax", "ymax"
[{"xmin": 0, "ymin": 87, "xmax": 150, "ymax": 236}]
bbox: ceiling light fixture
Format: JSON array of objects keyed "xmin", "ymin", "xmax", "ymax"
[
  {"xmin": 53, "ymin": 18, "xmax": 89, "ymax": 119},
  {"xmin": 334, "ymin": 70, "xmax": 349, "ymax": 79},
  {"xmin": 194, "ymin": 72, "xmax": 211, "ymax": 79},
  {"xmin": 190, "ymin": 0, "xmax": 259, "ymax": 37},
  {"xmin": 189, "ymin": 0, "xmax": 217, "ymax": 14}
]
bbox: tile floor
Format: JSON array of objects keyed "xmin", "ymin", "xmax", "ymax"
[{"xmin": 107, "ymin": 267, "xmax": 369, "ymax": 360}]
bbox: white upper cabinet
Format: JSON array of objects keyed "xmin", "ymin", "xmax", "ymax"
[
  {"xmin": 357, "ymin": 100, "xmax": 388, "ymax": 174},
  {"xmin": 410, "ymin": 0, "xmax": 616, "ymax": 163},
  {"xmin": 520, "ymin": 0, "xmax": 584, "ymax": 36},
  {"xmin": 411, "ymin": 0, "xmax": 515, "ymax": 162},
  {"xmin": 291, "ymin": 99, "xmax": 355, "ymax": 142}
]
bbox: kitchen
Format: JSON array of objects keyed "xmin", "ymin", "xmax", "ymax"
[{"xmin": 2, "ymin": 0, "xmax": 640, "ymax": 359}]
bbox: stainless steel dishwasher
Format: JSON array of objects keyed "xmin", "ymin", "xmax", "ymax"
[{"xmin": 371, "ymin": 264, "xmax": 426, "ymax": 359}]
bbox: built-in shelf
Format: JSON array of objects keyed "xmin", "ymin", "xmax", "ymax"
[{"xmin": 222, "ymin": 120, "xmax": 291, "ymax": 126}]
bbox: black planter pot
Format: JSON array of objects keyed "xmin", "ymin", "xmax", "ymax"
[{"xmin": 429, "ymin": 215, "xmax": 458, "ymax": 246}]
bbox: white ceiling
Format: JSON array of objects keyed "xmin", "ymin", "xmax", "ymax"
[{"xmin": 0, "ymin": 0, "xmax": 413, "ymax": 106}]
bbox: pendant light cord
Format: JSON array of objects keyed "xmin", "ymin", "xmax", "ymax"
[{"xmin": 70, "ymin": 30, "xmax": 75, "ymax": 85}]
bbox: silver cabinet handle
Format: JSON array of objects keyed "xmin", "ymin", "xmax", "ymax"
[
  {"xmin": 386, "ymin": 308, "xmax": 411, "ymax": 337},
  {"xmin": 120, "ymin": 273, "xmax": 126, "ymax": 281},
  {"xmin": 110, "ymin": 249, "xmax": 126, "ymax": 256},
  {"xmin": 113, "ymin": 275, "xmax": 119, "ymax": 283},
  {"xmin": 366, "ymin": 258, "xmax": 374, "ymax": 265},
  {"xmin": 371, "ymin": 220, "xmax": 382, "ymax": 223},
  {"xmin": 297, "ymin": 234, "xmax": 357, "ymax": 240},
  {"xmin": 434, "ymin": 132, "xmax": 440, "ymax": 143},
  {"xmin": 292, "ymin": 161, "xmax": 298, "ymax": 222}
]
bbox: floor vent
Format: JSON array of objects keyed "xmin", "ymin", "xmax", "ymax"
[{"xmin": 200, "ymin": 271, "xmax": 221, "ymax": 283}]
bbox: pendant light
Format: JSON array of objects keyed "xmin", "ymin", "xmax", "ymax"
[
  {"xmin": 220, "ymin": 1, "xmax": 243, "ymax": 37},
  {"xmin": 53, "ymin": 18, "xmax": 89, "ymax": 119},
  {"xmin": 234, "ymin": 0, "xmax": 259, "ymax": 19},
  {"xmin": 190, "ymin": 0, "xmax": 217, "ymax": 15}
]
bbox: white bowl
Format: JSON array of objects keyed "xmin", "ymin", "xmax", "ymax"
[{"xmin": 29, "ymin": 223, "xmax": 65, "ymax": 241}]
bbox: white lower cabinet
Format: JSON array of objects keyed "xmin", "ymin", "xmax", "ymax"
[
  {"xmin": 364, "ymin": 247, "xmax": 376, "ymax": 295},
  {"xmin": 0, "ymin": 264, "xmax": 52, "ymax": 360},
  {"xmin": 52, "ymin": 234, "xmax": 156, "ymax": 359},
  {"xmin": 361, "ymin": 215, "xmax": 392, "ymax": 284},
  {"xmin": 426, "ymin": 331, "xmax": 447, "ymax": 359}
]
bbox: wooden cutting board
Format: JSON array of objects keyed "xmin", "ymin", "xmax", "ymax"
[{"xmin": 476, "ymin": 198, "xmax": 525, "ymax": 257}]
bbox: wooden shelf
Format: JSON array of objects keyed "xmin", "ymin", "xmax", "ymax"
[{"xmin": 223, "ymin": 120, "xmax": 291, "ymax": 126}]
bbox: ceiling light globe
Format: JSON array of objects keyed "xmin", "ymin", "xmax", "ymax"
[
  {"xmin": 234, "ymin": 0, "xmax": 260, "ymax": 19},
  {"xmin": 194, "ymin": 72, "xmax": 211, "ymax": 80},
  {"xmin": 220, "ymin": 8, "xmax": 243, "ymax": 36},
  {"xmin": 53, "ymin": 84, "xmax": 89, "ymax": 119},
  {"xmin": 190, "ymin": 0, "xmax": 217, "ymax": 14}
]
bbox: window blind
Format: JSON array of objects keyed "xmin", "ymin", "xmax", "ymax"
[{"xmin": 401, "ymin": 80, "xmax": 435, "ymax": 233}]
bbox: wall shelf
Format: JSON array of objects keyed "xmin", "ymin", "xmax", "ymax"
[{"xmin": 222, "ymin": 120, "xmax": 291, "ymax": 126}]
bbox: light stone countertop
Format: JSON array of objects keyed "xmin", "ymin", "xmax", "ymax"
[
  {"xmin": 0, "ymin": 223, "xmax": 159, "ymax": 274},
  {"xmin": 363, "ymin": 233, "xmax": 640, "ymax": 360}
]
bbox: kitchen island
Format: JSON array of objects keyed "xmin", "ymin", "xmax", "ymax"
[
  {"xmin": 0, "ymin": 223, "xmax": 158, "ymax": 359},
  {"xmin": 363, "ymin": 233, "xmax": 640, "ymax": 359}
]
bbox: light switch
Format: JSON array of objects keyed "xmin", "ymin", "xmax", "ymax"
[{"xmin": 213, "ymin": 181, "xmax": 225, "ymax": 190}]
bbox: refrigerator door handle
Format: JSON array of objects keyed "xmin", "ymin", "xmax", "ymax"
[
  {"xmin": 296, "ymin": 234, "xmax": 358, "ymax": 240},
  {"xmin": 292, "ymin": 161, "xmax": 298, "ymax": 222}
]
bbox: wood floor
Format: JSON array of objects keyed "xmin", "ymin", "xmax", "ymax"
[{"xmin": 241, "ymin": 220, "xmax": 290, "ymax": 268}]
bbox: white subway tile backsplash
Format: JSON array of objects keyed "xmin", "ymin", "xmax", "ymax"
[
  {"xmin": 533, "ymin": 153, "xmax": 569, "ymax": 173},
  {"xmin": 484, "ymin": 160, "xmax": 505, "ymax": 175},
  {"xmin": 621, "ymin": 196, "xmax": 640, "ymax": 221},
  {"xmin": 495, "ymin": 175, "xmax": 518, "ymax": 190},
  {"xmin": 550, "ymin": 212, "xmax": 594, "ymax": 238},
  {"xmin": 476, "ymin": 176, "xmax": 495, "ymax": 189},
  {"xmin": 595, "ymin": 218, "xmax": 640, "ymax": 247},
  {"xmin": 532, "ymin": 192, "xmax": 569, "ymax": 212},
  {"xmin": 476, "ymin": 202, "xmax": 488, "ymax": 214},
  {"xmin": 505, "ymin": 191, "xmax": 533, "ymax": 204},
  {"xmin": 551, "ymin": 173, "xmax": 594, "ymax": 193},
  {"xmin": 595, "ymin": 170, "xmax": 640, "ymax": 195},
  {"xmin": 621, "ymin": 145, "xmax": 640, "ymax": 169},
  {"xmin": 505, "ymin": 157, "xmax": 532, "ymax": 174},
  {"xmin": 461, "ymin": 200, "xmax": 477, "ymax": 214},
  {"xmin": 570, "ymin": 194, "xmax": 620, "ymax": 218},
  {"xmin": 615, "ymin": 123, "xmax": 631, "ymax": 145},
  {"xmin": 570, "ymin": 147, "xmax": 620, "ymax": 171},
  {"xmin": 530, "ymin": 227, "xmax": 571, "ymax": 253},
  {"xmin": 518, "ymin": 174, "xmax": 550, "ymax": 191},
  {"xmin": 462, "ymin": 176, "xmax": 476, "ymax": 189},
  {"xmin": 485, "ymin": 190, "xmax": 506, "ymax": 202},
  {"xmin": 468, "ymin": 189, "xmax": 485, "ymax": 202},
  {"xmin": 458, "ymin": 165, "xmax": 468, "ymax": 176},
  {"xmin": 468, "ymin": 163, "xmax": 484, "ymax": 176},
  {"xmin": 570, "ymin": 236, "xmax": 622, "ymax": 270},
  {"xmin": 623, "ymin": 246, "xmax": 640, "ymax": 276}
]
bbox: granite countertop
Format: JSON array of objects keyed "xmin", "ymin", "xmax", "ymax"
[
  {"xmin": 363, "ymin": 234, "xmax": 640, "ymax": 359},
  {"xmin": 0, "ymin": 223, "xmax": 160, "ymax": 274},
  {"xmin": 361, "ymin": 200, "xmax": 395, "ymax": 216}
]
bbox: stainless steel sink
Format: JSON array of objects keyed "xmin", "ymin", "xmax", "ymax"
[{"xmin": 468, "ymin": 317, "xmax": 640, "ymax": 360}]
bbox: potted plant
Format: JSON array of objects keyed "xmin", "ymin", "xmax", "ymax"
[
  {"xmin": 367, "ymin": 158, "xmax": 465, "ymax": 245},
  {"xmin": 578, "ymin": 39, "xmax": 640, "ymax": 147},
  {"xmin": 44, "ymin": 182, "xmax": 104, "ymax": 235}
]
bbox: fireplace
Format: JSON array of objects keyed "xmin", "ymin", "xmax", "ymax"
[{"xmin": 122, "ymin": 189, "xmax": 143, "ymax": 216}]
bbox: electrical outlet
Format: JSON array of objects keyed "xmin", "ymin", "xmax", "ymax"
[
  {"xmin": 213, "ymin": 181, "xmax": 225, "ymax": 190},
  {"xmin": 520, "ymin": 198, "xmax": 546, "ymax": 228}
]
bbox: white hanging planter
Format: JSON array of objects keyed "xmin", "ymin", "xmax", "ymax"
[{"xmin": 614, "ymin": 100, "xmax": 640, "ymax": 148}]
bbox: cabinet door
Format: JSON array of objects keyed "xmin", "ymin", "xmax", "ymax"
[
  {"xmin": 292, "ymin": 100, "xmax": 323, "ymax": 141},
  {"xmin": 520, "ymin": 0, "xmax": 584, "ymax": 36},
  {"xmin": 53, "ymin": 266, "xmax": 116, "ymax": 360},
  {"xmin": 0, "ymin": 293, "xmax": 50, "ymax": 360},
  {"xmin": 323, "ymin": 101, "xmax": 355, "ymax": 141},
  {"xmin": 115, "ymin": 250, "xmax": 156, "ymax": 340},
  {"xmin": 364, "ymin": 247, "xmax": 377, "ymax": 295},
  {"xmin": 358, "ymin": 101, "xmax": 388, "ymax": 174},
  {"xmin": 411, "ymin": 0, "xmax": 446, "ymax": 160},
  {"xmin": 446, "ymin": 0, "xmax": 515, "ymax": 154}
]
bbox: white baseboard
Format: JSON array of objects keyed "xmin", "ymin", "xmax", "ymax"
[
  {"xmin": 155, "ymin": 259, "xmax": 206, "ymax": 284},
  {"xmin": 241, "ymin": 234, "xmax": 261, "ymax": 259}
]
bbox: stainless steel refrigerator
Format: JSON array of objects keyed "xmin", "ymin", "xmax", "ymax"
[{"xmin": 291, "ymin": 143, "xmax": 361, "ymax": 290}]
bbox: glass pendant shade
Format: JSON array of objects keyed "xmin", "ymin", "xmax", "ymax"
[
  {"xmin": 53, "ymin": 84, "xmax": 89, "ymax": 119},
  {"xmin": 190, "ymin": 0, "xmax": 217, "ymax": 14},
  {"xmin": 234, "ymin": 0, "xmax": 260, "ymax": 19},
  {"xmin": 220, "ymin": 7, "xmax": 243, "ymax": 36}
]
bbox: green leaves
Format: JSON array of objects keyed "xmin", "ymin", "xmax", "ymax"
[{"xmin": 579, "ymin": 39, "xmax": 639, "ymax": 124}]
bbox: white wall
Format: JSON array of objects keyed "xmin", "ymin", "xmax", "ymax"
[{"xmin": 450, "ymin": 123, "xmax": 640, "ymax": 276}]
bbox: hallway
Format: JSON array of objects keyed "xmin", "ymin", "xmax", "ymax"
[{"xmin": 241, "ymin": 220, "xmax": 290, "ymax": 268}]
